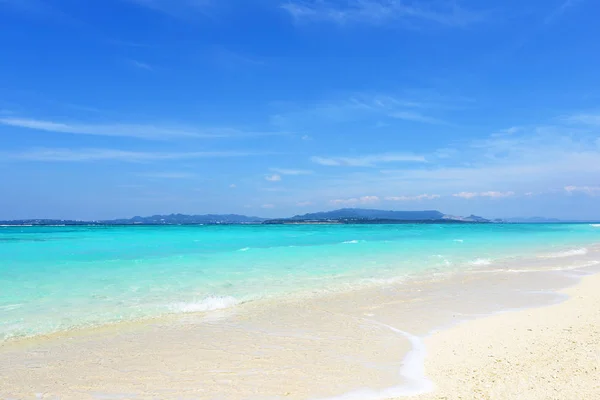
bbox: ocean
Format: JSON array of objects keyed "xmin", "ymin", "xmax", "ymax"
[{"xmin": 1, "ymin": 223, "xmax": 599, "ymax": 341}]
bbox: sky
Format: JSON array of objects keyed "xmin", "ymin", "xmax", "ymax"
[{"xmin": 1, "ymin": 0, "xmax": 600, "ymax": 220}]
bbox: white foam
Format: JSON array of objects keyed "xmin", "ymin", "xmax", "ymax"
[
  {"xmin": 342, "ymin": 240, "xmax": 360, "ymax": 244},
  {"xmin": 469, "ymin": 258, "xmax": 492, "ymax": 266},
  {"xmin": 238, "ymin": 247, "xmax": 250, "ymax": 252},
  {"xmin": 171, "ymin": 296, "xmax": 238, "ymax": 313},
  {"xmin": 539, "ymin": 248, "xmax": 588, "ymax": 258},
  {"xmin": 453, "ymin": 239, "xmax": 464, "ymax": 243},
  {"xmin": 316, "ymin": 320, "xmax": 433, "ymax": 400},
  {"xmin": 590, "ymin": 224, "xmax": 600, "ymax": 228}
]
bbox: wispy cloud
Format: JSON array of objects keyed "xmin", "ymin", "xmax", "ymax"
[
  {"xmin": 126, "ymin": 0, "xmax": 212, "ymax": 17},
  {"xmin": 564, "ymin": 112, "xmax": 600, "ymax": 126},
  {"xmin": 281, "ymin": 0, "xmax": 486, "ymax": 27},
  {"xmin": 270, "ymin": 168, "xmax": 313, "ymax": 175},
  {"xmin": 139, "ymin": 172, "xmax": 195, "ymax": 179},
  {"xmin": 265, "ymin": 174, "xmax": 282, "ymax": 182},
  {"xmin": 296, "ymin": 201, "xmax": 313, "ymax": 206},
  {"xmin": 312, "ymin": 153, "xmax": 426, "ymax": 167},
  {"xmin": 453, "ymin": 191, "xmax": 515, "ymax": 199},
  {"xmin": 261, "ymin": 204, "xmax": 275, "ymax": 209},
  {"xmin": 545, "ymin": 0, "xmax": 582, "ymax": 24},
  {"xmin": 0, "ymin": 117, "xmax": 286, "ymax": 140},
  {"xmin": 564, "ymin": 185, "xmax": 600, "ymax": 196},
  {"xmin": 129, "ymin": 60, "xmax": 154, "ymax": 71},
  {"xmin": 330, "ymin": 196, "xmax": 380, "ymax": 206},
  {"xmin": 385, "ymin": 194, "xmax": 440, "ymax": 201},
  {"xmin": 271, "ymin": 93, "xmax": 456, "ymax": 128},
  {"xmin": 6, "ymin": 148, "xmax": 264, "ymax": 162},
  {"xmin": 388, "ymin": 110, "xmax": 446, "ymax": 124}
]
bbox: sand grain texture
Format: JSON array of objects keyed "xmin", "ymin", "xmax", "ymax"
[{"xmin": 413, "ymin": 273, "xmax": 600, "ymax": 400}]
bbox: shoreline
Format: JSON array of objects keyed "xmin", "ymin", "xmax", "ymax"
[
  {"xmin": 3, "ymin": 241, "xmax": 599, "ymax": 346},
  {"xmin": 410, "ymin": 271, "xmax": 600, "ymax": 399},
  {"xmin": 2, "ymin": 244, "xmax": 600, "ymax": 399}
]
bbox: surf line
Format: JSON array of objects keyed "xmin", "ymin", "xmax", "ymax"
[{"xmin": 314, "ymin": 315, "xmax": 434, "ymax": 400}]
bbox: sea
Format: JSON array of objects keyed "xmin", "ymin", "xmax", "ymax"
[{"xmin": 1, "ymin": 223, "xmax": 600, "ymax": 341}]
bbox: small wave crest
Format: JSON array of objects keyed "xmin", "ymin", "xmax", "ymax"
[
  {"xmin": 590, "ymin": 224, "xmax": 600, "ymax": 228},
  {"xmin": 539, "ymin": 248, "xmax": 588, "ymax": 258},
  {"xmin": 238, "ymin": 247, "xmax": 250, "ymax": 252},
  {"xmin": 171, "ymin": 296, "xmax": 239, "ymax": 313},
  {"xmin": 342, "ymin": 240, "xmax": 361, "ymax": 244},
  {"xmin": 453, "ymin": 239, "xmax": 464, "ymax": 243}
]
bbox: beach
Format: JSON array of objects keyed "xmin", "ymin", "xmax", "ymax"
[
  {"xmin": 1, "ymin": 225, "xmax": 600, "ymax": 399},
  {"xmin": 415, "ymin": 272, "xmax": 600, "ymax": 400}
]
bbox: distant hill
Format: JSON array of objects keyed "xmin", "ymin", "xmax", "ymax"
[
  {"xmin": 0, "ymin": 214, "xmax": 265, "ymax": 226},
  {"xmin": 288, "ymin": 208, "xmax": 447, "ymax": 221},
  {"xmin": 0, "ymin": 209, "xmax": 492, "ymax": 226},
  {"xmin": 106, "ymin": 213, "xmax": 266, "ymax": 225}
]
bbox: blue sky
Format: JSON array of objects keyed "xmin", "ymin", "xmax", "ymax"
[{"xmin": 1, "ymin": 0, "xmax": 600, "ymax": 220}]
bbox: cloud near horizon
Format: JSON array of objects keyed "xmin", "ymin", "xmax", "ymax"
[{"xmin": 312, "ymin": 153, "xmax": 426, "ymax": 167}]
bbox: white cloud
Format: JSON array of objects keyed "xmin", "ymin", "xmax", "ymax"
[
  {"xmin": 480, "ymin": 191, "xmax": 515, "ymax": 198},
  {"xmin": 139, "ymin": 172, "xmax": 195, "ymax": 179},
  {"xmin": 281, "ymin": 0, "xmax": 485, "ymax": 27},
  {"xmin": 265, "ymin": 174, "xmax": 282, "ymax": 182},
  {"xmin": 453, "ymin": 191, "xmax": 515, "ymax": 199},
  {"xmin": 453, "ymin": 192, "xmax": 479, "ymax": 199},
  {"xmin": 296, "ymin": 201, "xmax": 313, "ymax": 207},
  {"xmin": 388, "ymin": 110, "xmax": 445, "ymax": 124},
  {"xmin": 564, "ymin": 113, "xmax": 600, "ymax": 126},
  {"xmin": 312, "ymin": 153, "xmax": 426, "ymax": 167},
  {"xmin": 6, "ymin": 148, "xmax": 263, "ymax": 162},
  {"xmin": 129, "ymin": 60, "xmax": 154, "ymax": 71},
  {"xmin": 270, "ymin": 168, "xmax": 313, "ymax": 175},
  {"xmin": 229, "ymin": 184, "xmax": 237, "ymax": 188},
  {"xmin": 564, "ymin": 186, "xmax": 600, "ymax": 196},
  {"xmin": 330, "ymin": 196, "xmax": 380, "ymax": 206},
  {"xmin": 385, "ymin": 194, "xmax": 441, "ymax": 201},
  {"xmin": 0, "ymin": 117, "xmax": 285, "ymax": 140},
  {"xmin": 261, "ymin": 204, "xmax": 275, "ymax": 209},
  {"xmin": 301, "ymin": 134, "xmax": 312, "ymax": 140}
]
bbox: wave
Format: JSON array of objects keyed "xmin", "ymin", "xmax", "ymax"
[
  {"xmin": 342, "ymin": 240, "xmax": 361, "ymax": 244},
  {"xmin": 238, "ymin": 247, "xmax": 251, "ymax": 252},
  {"xmin": 171, "ymin": 296, "xmax": 239, "ymax": 313},
  {"xmin": 453, "ymin": 239, "xmax": 464, "ymax": 243},
  {"xmin": 317, "ymin": 320, "xmax": 432, "ymax": 400},
  {"xmin": 469, "ymin": 258, "xmax": 492, "ymax": 266},
  {"xmin": 590, "ymin": 224, "xmax": 600, "ymax": 228},
  {"xmin": 539, "ymin": 248, "xmax": 588, "ymax": 258}
]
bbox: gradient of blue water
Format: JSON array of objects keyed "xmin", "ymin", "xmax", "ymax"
[{"xmin": 1, "ymin": 224, "xmax": 599, "ymax": 340}]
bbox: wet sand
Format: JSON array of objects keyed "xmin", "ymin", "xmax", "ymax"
[{"xmin": 1, "ymin": 245, "xmax": 600, "ymax": 399}]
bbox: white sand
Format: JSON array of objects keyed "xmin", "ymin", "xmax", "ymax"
[
  {"xmin": 1, "ymin": 254, "xmax": 599, "ymax": 399},
  {"xmin": 412, "ymin": 273, "xmax": 600, "ymax": 399}
]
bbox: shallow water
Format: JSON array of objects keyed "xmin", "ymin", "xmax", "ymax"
[{"xmin": 1, "ymin": 223, "xmax": 599, "ymax": 340}]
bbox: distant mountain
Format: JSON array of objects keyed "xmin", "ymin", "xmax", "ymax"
[
  {"xmin": 266, "ymin": 208, "xmax": 490, "ymax": 223},
  {"xmin": 0, "ymin": 209, "xmax": 492, "ymax": 226},
  {"xmin": 0, "ymin": 214, "xmax": 265, "ymax": 226},
  {"xmin": 105, "ymin": 213, "xmax": 265, "ymax": 225},
  {"xmin": 443, "ymin": 214, "xmax": 490, "ymax": 223}
]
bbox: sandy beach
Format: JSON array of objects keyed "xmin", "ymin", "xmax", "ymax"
[
  {"xmin": 413, "ymin": 272, "xmax": 600, "ymax": 400},
  {"xmin": 1, "ymin": 249, "xmax": 600, "ymax": 399}
]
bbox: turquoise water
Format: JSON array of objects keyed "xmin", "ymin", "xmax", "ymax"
[{"xmin": 1, "ymin": 224, "xmax": 599, "ymax": 341}]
